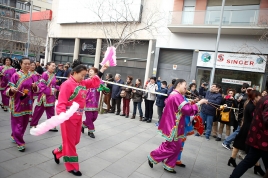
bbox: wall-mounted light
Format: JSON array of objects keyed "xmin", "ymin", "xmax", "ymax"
[
  {"xmin": 195, "ymin": 49, "xmax": 199, "ymax": 52},
  {"xmin": 124, "ymin": 60, "xmax": 127, "ymax": 62}
]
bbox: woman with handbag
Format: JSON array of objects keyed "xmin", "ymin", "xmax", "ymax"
[
  {"xmin": 143, "ymin": 77, "xmax": 158, "ymax": 123},
  {"xmin": 227, "ymin": 90, "xmax": 265, "ymax": 176},
  {"xmin": 215, "ymin": 89, "xmax": 238, "ymax": 141},
  {"xmin": 120, "ymin": 76, "xmax": 133, "ymax": 118}
]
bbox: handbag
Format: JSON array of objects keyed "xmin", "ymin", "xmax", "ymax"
[
  {"xmin": 120, "ymin": 90, "xmax": 126, "ymax": 98},
  {"xmin": 220, "ymin": 111, "xmax": 230, "ymax": 122},
  {"xmin": 142, "ymin": 92, "xmax": 148, "ymax": 99}
]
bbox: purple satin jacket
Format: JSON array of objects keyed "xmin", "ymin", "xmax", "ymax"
[
  {"xmin": 6, "ymin": 70, "xmax": 37, "ymax": 117},
  {"xmin": 30, "ymin": 71, "xmax": 41, "ymax": 99},
  {"xmin": 0, "ymin": 66, "xmax": 16, "ymax": 90},
  {"xmin": 37, "ymin": 71, "xmax": 59, "ymax": 107},
  {"xmin": 84, "ymin": 87, "xmax": 100, "ymax": 111},
  {"xmin": 158, "ymin": 90, "xmax": 200, "ymax": 142}
]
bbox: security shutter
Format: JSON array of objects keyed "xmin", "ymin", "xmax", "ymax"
[{"xmin": 159, "ymin": 49, "xmax": 193, "ymax": 66}]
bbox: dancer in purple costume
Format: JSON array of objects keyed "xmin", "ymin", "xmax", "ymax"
[
  {"xmin": 147, "ymin": 79, "xmax": 207, "ymax": 173},
  {"xmin": 30, "ymin": 62, "xmax": 59, "ymax": 131},
  {"xmin": 5, "ymin": 58, "xmax": 38, "ymax": 152},
  {"xmin": 0, "ymin": 57, "xmax": 16, "ymax": 111}
]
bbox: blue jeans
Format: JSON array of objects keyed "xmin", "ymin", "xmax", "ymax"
[
  {"xmin": 133, "ymin": 102, "xmax": 143, "ymax": 117},
  {"xmin": 200, "ymin": 112, "xmax": 214, "ymax": 139},
  {"xmin": 223, "ymin": 126, "xmax": 240, "ymax": 145}
]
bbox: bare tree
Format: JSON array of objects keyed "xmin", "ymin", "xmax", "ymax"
[{"xmin": 83, "ymin": 0, "xmax": 167, "ymax": 49}]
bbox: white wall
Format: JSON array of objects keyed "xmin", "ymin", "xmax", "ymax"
[{"xmin": 156, "ymin": 32, "xmax": 268, "ymax": 54}]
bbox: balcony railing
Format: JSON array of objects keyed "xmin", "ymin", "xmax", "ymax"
[{"xmin": 169, "ymin": 9, "xmax": 268, "ymax": 26}]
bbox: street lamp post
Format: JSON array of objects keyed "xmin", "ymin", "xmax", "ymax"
[
  {"xmin": 208, "ymin": 0, "xmax": 226, "ymax": 87},
  {"xmin": 24, "ymin": 0, "xmax": 33, "ymax": 57}
]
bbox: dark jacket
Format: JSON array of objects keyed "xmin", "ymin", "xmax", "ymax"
[
  {"xmin": 111, "ymin": 79, "xmax": 124, "ymax": 99},
  {"xmin": 156, "ymin": 87, "xmax": 168, "ymax": 107},
  {"xmin": 219, "ymin": 97, "xmax": 238, "ymax": 126},
  {"xmin": 199, "ymin": 87, "xmax": 207, "ymax": 98},
  {"xmin": 106, "ymin": 78, "xmax": 114, "ymax": 90},
  {"xmin": 246, "ymin": 95, "xmax": 268, "ymax": 152},
  {"xmin": 201, "ymin": 91, "xmax": 222, "ymax": 116},
  {"xmin": 36, "ymin": 66, "xmax": 43, "ymax": 75},
  {"xmin": 131, "ymin": 84, "xmax": 143, "ymax": 102},
  {"xmin": 186, "ymin": 89, "xmax": 199, "ymax": 99},
  {"xmin": 121, "ymin": 82, "xmax": 133, "ymax": 99},
  {"xmin": 167, "ymin": 86, "xmax": 174, "ymax": 96}
]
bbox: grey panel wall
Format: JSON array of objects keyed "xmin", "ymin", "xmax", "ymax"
[{"xmin": 157, "ymin": 49, "xmax": 193, "ymax": 84}]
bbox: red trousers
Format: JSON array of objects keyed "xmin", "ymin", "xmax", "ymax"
[
  {"xmin": 53, "ymin": 114, "xmax": 82, "ymax": 171},
  {"xmin": 122, "ymin": 98, "xmax": 130, "ymax": 115}
]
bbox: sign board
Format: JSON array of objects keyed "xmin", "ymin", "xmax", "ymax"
[
  {"xmin": 222, "ymin": 78, "xmax": 251, "ymax": 86},
  {"xmin": 173, "ymin": 65, "xmax": 177, "ymax": 70},
  {"xmin": 197, "ymin": 51, "xmax": 266, "ymax": 73},
  {"xmin": 80, "ymin": 39, "xmax": 96, "ymax": 55},
  {"xmin": 20, "ymin": 10, "xmax": 52, "ymax": 22},
  {"xmin": 152, "ymin": 68, "xmax": 157, "ymax": 75}
]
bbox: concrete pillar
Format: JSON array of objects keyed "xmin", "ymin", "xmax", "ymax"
[
  {"xmin": 73, "ymin": 38, "xmax": 80, "ymax": 61},
  {"xmin": 44, "ymin": 34, "xmax": 49, "ymax": 63},
  {"xmin": 94, "ymin": 38, "xmax": 102, "ymax": 68},
  {"xmin": 144, "ymin": 39, "xmax": 153, "ymax": 86},
  {"xmin": 152, "ymin": 47, "xmax": 160, "ymax": 77},
  {"xmin": 46, "ymin": 37, "xmax": 53, "ymax": 64}
]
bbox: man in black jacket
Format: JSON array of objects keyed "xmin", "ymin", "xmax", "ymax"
[
  {"xmin": 36, "ymin": 62, "xmax": 43, "ymax": 75},
  {"xmin": 109, "ymin": 74, "xmax": 124, "ymax": 115},
  {"xmin": 196, "ymin": 83, "xmax": 222, "ymax": 140}
]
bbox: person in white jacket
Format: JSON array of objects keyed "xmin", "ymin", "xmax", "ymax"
[{"xmin": 143, "ymin": 77, "xmax": 158, "ymax": 123}]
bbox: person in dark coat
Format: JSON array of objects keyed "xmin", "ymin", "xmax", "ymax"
[
  {"xmin": 215, "ymin": 89, "xmax": 238, "ymax": 141},
  {"xmin": 186, "ymin": 83, "xmax": 199, "ymax": 99},
  {"xmin": 195, "ymin": 83, "xmax": 222, "ymax": 140},
  {"xmin": 109, "ymin": 74, "xmax": 124, "ymax": 115},
  {"xmin": 167, "ymin": 79, "xmax": 176, "ymax": 96},
  {"xmin": 104, "ymin": 73, "xmax": 114, "ymax": 113},
  {"xmin": 155, "ymin": 81, "xmax": 168, "ymax": 125},
  {"xmin": 230, "ymin": 93, "xmax": 268, "ymax": 178},
  {"xmin": 35, "ymin": 61, "xmax": 43, "ymax": 75},
  {"xmin": 131, "ymin": 78, "xmax": 143, "ymax": 120}
]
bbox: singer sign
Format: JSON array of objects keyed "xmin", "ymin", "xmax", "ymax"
[{"xmin": 197, "ymin": 51, "xmax": 266, "ymax": 73}]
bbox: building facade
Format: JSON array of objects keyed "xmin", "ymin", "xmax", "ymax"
[
  {"xmin": 0, "ymin": 0, "xmax": 52, "ymax": 60},
  {"xmin": 46, "ymin": 0, "xmax": 167, "ymax": 84},
  {"xmin": 153, "ymin": 0, "xmax": 268, "ymax": 92}
]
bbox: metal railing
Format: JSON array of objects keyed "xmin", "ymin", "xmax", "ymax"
[{"xmin": 169, "ymin": 9, "xmax": 268, "ymax": 26}]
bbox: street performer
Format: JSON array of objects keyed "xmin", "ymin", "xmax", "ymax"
[
  {"xmin": 52, "ymin": 64, "xmax": 101, "ymax": 176},
  {"xmin": 0, "ymin": 57, "xmax": 16, "ymax": 111},
  {"xmin": 6, "ymin": 58, "xmax": 38, "ymax": 152},
  {"xmin": 147, "ymin": 79, "xmax": 207, "ymax": 173},
  {"xmin": 30, "ymin": 62, "xmax": 59, "ymax": 131}
]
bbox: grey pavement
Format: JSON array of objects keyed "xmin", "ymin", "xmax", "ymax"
[{"xmin": 0, "ymin": 103, "xmax": 262, "ymax": 178}]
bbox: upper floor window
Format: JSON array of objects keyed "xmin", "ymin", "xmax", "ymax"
[
  {"xmin": 33, "ymin": 5, "xmax": 41, "ymax": 11},
  {"xmin": 0, "ymin": 0, "xmax": 10, "ymax": 6},
  {"xmin": 16, "ymin": 1, "xmax": 30, "ymax": 11}
]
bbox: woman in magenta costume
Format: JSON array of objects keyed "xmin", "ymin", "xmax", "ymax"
[
  {"xmin": 30, "ymin": 62, "xmax": 59, "ymax": 131},
  {"xmin": 82, "ymin": 67, "xmax": 101, "ymax": 138},
  {"xmin": 5, "ymin": 58, "xmax": 38, "ymax": 152},
  {"xmin": 0, "ymin": 57, "xmax": 16, "ymax": 111},
  {"xmin": 29, "ymin": 61, "xmax": 41, "ymax": 121},
  {"xmin": 147, "ymin": 79, "xmax": 207, "ymax": 173},
  {"xmin": 52, "ymin": 65, "xmax": 101, "ymax": 176}
]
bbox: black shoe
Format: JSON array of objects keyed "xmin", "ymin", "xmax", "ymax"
[
  {"xmin": 69, "ymin": 170, "xmax": 82, "ymax": 176},
  {"xmin": 81, "ymin": 127, "xmax": 84, "ymax": 134},
  {"xmin": 176, "ymin": 163, "xmax": 186, "ymax": 167},
  {"xmin": 148, "ymin": 159, "xmax": 153, "ymax": 168},
  {"xmin": 142, "ymin": 118, "xmax": 148, "ymax": 122},
  {"xmin": 164, "ymin": 168, "xmax": 176, "ymax": 174},
  {"xmin": 108, "ymin": 110, "xmax": 115, "ymax": 113},
  {"xmin": 49, "ymin": 128, "xmax": 58, "ymax": 132},
  {"xmin": 203, "ymin": 132, "xmax": 206, "ymax": 136},
  {"xmin": 215, "ymin": 137, "xmax": 221, "ymax": 141},
  {"xmin": 115, "ymin": 113, "xmax": 119, "ymax": 115},
  {"xmin": 146, "ymin": 119, "xmax": 152, "ymax": 123},
  {"xmin": 3, "ymin": 108, "xmax": 8, "ymax": 112},
  {"xmin": 125, "ymin": 115, "xmax": 129, "ymax": 118},
  {"xmin": 88, "ymin": 132, "xmax": 95, "ymax": 138},
  {"xmin": 120, "ymin": 114, "xmax": 126, "ymax": 116},
  {"xmin": 228, "ymin": 157, "xmax": 237, "ymax": 167},
  {"xmin": 254, "ymin": 165, "xmax": 265, "ymax": 176},
  {"xmin": 212, "ymin": 135, "xmax": 217, "ymax": 138},
  {"xmin": 52, "ymin": 150, "xmax": 60, "ymax": 164}
]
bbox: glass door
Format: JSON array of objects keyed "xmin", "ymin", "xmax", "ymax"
[
  {"xmin": 196, "ymin": 68, "xmax": 212, "ymax": 89},
  {"xmin": 182, "ymin": 6, "xmax": 195, "ymax": 24}
]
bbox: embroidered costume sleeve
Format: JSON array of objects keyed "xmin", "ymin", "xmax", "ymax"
[
  {"xmin": 56, "ymin": 81, "xmax": 73, "ymax": 115},
  {"xmin": 38, "ymin": 72, "xmax": 53, "ymax": 95},
  {"xmin": 82, "ymin": 75, "xmax": 101, "ymax": 89}
]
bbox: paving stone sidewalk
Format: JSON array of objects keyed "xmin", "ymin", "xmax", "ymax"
[{"xmin": 0, "ymin": 108, "xmax": 261, "ymax": 178}]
